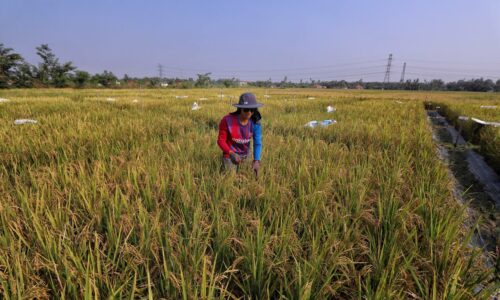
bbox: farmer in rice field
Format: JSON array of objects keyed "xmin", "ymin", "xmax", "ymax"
[{"xmin": 217, "ymin": 92, "xmax": 263, "ymax": 177}]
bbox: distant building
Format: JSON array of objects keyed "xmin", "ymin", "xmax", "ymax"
[
  {"xmin": 238, "ymin": 81, "xmax": 248, "ymax": 87},
  {"xmin": 314, "ymin": 84, "xmax": 326, "ymax": 89},
  {"xmin": 161, "ymin": 83, "xmax": 169, "ymax": 87},
  {"xmin": 355, "ymin": 84, "xmax": 364, "ymax": 90}
]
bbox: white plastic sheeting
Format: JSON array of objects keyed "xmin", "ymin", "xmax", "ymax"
[
  {"xmin": 132, "ymin": 99, "xmax": 139, "ymax": 103},
  {"xmin": 307, "ymin": 97, "xmax": 315, "ymax": 100},
  {"xmin": 480, "ymin": 105, "xmax": 497, "ymax": 109},
  {"xmin": 199, "ymin": 97, "xmax": 208, "ymax": 101},
  {"xmin": 0, "ymin": 98, "xmax": 10, "ymax": 103},
  {"xmin": 471, "ymin": 118, "xmax": 500, "ymax": 127},
  {"xmin": 15, "ymin": 119, "xmax": 38, "ymax": 125},
  {"xmin": 458, "ymin": 116, "xmax": 500, "ymax": 127},
  {"xmin": 106, "ymin": 97, "xmax": 116, "ymax": 101},
  {"xmin": 326, "ymin": 106, "xmax": 335, "ymax": 113},
  {"xmin": 191, "ymin": 102, "xmax": 201, "ymax": 111},
  {"xmin": 175, "ymin": 95, "xmax": 188, "ymax": 99},
  {"xmin": 304, "ymin": 119, "xmax": 336, "ymax": 128}
]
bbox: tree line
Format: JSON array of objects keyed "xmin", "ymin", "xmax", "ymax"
[{"xmin": 1, "ymin": 43, "xmax": 499, "ymax": 92}]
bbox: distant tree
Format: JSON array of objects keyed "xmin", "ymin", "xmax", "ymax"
[
  {"xmin": 91, "ymin": 70, "xmax": 117, "ymax": 87},
  {"xmin": 148, "ymin": 77, "xmax": 160, "ymax": 88},
  {"xmin": 446, "ymin": 81, "xmax": 461, "ymax": 91},
  {"xmin": 495, "ymin": 79, "xmax": 500, "ymax": 92},
  {"xmin": 278, "ymin": 75, "xmax": 290, "ymax": 88},
  {"xmin": 35, "ymin": 44, "xmax": 56, "ymax": 86},
  {"xmin": 73, "ymin": 71, "xmax": 90, "ymax": 88},
  {"xmin": 52, "ymin": 62, "xmax": 76, "ymax": 87},
  {"xmin": 12, "ymin": 63, "xmax": 36, "ymax": 88},
  {"xmin": 461, "ymin": 78, "xmax": 494, "ymax": 92},
  {"xmin": 195, "ymin": 72, "xmax": 212, "ymax": 87},
  {"xmin": 483, "ymin": 79, "xmax": 495, "ymax": 92},
  {"xmin": 121, "ymin": 74, "xmax": 138, "ymax": 88},
  {"xmin": 35, "ymin": 44, "xmax": 75, "ymax": 87},
  {"xmin": 217, "ymin": 78, "xmax": 238, "ymax": 88},
  {"xmin": 0, "ymin": 43, "xmax": 24, "ymax": 88},
  {"xmin": 178, "ymin": 78, "xmax": 195, "ymax": 89},
  {"xmin": 403, "ymin": 79, "xmax": 420, "ymax": 90},
  {"xmin": 429, "ymin": 79, "xmax": 445, "ymax": 90}
]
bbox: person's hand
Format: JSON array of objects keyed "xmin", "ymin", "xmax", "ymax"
[
  {"xmin": 229, "ymin": 152, "xmax": 241, "ymax": 165},
  {"xmin": 252, "ymin": 160, "xmax": 260, "ymax": 178}
]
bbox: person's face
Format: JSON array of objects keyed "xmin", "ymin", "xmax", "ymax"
[{"xmin": 240, "ymin": 108, "xmax": 255, "ymax": 120}]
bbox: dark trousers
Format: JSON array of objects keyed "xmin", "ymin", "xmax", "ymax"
[{"xmin": 221, "ymin": 155, "xmax": 246, "ymax": 173}]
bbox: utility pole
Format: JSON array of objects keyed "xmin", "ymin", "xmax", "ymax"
[
  {"xmin": 400, "ymin": 62, "xmax": 406, "ymax": 83},
  {"xmin": 383, "ymin": 53, "xmax": 393, "ymax": 89}
]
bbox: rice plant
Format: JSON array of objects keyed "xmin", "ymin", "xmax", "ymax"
[{"xmin": 0, "ymin": 88, "xmax": 497, "ymax": 299}]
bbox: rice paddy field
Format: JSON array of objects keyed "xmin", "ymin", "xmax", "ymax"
[{"xmin": 0, "ymin": 88, "xmax": 498, "ymax": 299}]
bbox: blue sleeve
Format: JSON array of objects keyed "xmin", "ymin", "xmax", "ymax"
[{"xmin": 253, "ymin": 123, "xmax": 262, "ymax": 161}]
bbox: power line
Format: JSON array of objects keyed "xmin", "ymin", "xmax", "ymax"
[
  {"xmin": 224, "ymin": 71, "xmax": 386, "ymax": 82},
  {"xmin": 397, "ymin": 58, "xmax": 500, "ymax": 65},
  {"xmin": 204, "ymin": 65, "xmax": 387, "ymax": 77},
  {"xmin": 158, "ymin": 58, "xmax": 388, "ymax": 73},
  {"xmin": 152, "ymin": 55, "xmax": 500, "ymax": 82},
  {"xmin": 405, "ymin": 71, "xmax": 499, "ymax": 80},
  {"xmin": 406, "ymin": 65, "xmax": 500, "ymax": 76}
]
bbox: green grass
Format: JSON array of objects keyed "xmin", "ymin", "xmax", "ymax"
[{"xmin": 0, "ymin": 88, "xmax": 497, "ymax": 299}]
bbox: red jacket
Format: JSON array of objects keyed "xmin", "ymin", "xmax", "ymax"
[{"xmin": 218, "ymin": 114, "xmax": 259, "ymax": 159}]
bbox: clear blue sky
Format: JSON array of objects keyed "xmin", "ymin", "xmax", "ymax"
[{"xmin": 1, "ymin": 0, "xmax": 500, "ymax": 82}]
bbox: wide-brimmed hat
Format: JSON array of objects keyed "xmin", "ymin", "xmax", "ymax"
[{"xmin": 232, "ymin": 92, "xmax": 264, "ymax": 109}]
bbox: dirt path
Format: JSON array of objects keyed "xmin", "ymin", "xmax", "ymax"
[{"xmin": 426, "ymin": 110, "xmax": 498, "ymax": 265}]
